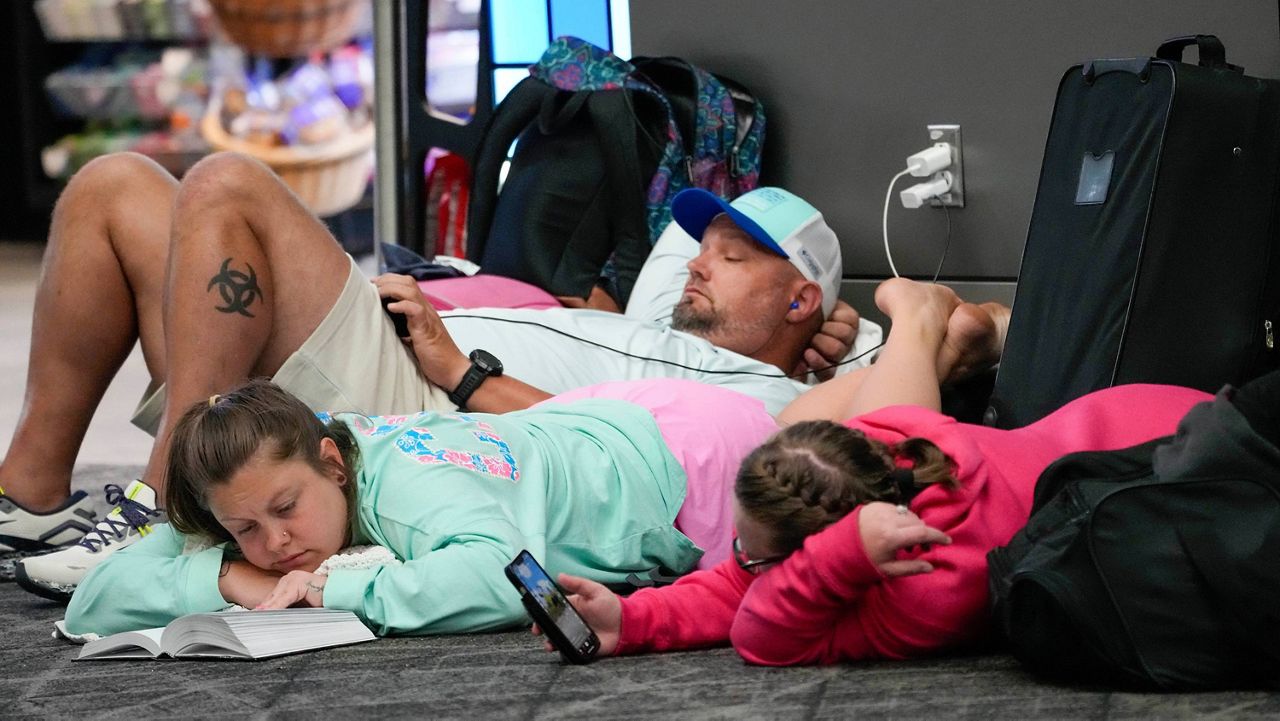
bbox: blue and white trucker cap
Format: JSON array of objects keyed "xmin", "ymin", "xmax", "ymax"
[{"xmin": 671, "ymin": 187, "xmax": 843, "ymax": 317}]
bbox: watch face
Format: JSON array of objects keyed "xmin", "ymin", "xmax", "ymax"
[{"xmin": 470, "ymin": 349, "xmax": 503, "ymax": 375}]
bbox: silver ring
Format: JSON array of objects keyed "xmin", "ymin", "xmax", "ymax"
[{"xmin": 895, "ymin": 504, "xmax": 909, "ymax": 515}]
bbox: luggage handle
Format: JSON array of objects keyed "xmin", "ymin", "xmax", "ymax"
[
  {"xmin": 1082, "ymin": 58, "xmax": 1152, "ymax": 84},
  {"xmin": 1155, "ymin": 34, "xmax": 1243, "ymax": 73}
]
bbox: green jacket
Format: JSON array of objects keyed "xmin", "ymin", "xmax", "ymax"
[{"xmin": 66, "ymin": 399, "xmax": 701, "ymax": 636}]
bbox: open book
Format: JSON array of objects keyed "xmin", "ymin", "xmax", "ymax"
[{"xmin": 76, "ymin": 608, "xmax": 376, "ymax": 661}]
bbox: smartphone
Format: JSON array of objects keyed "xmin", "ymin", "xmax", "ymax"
[
  {"xmin": 504, "ymin": 550, "xmax": 600, "ymax": 664},
  {"xmin": 380, "ymin": 296, "xmax": 410, "ymax": 338}
]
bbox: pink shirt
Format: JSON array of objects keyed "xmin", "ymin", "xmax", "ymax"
[
  {"xmin": 540, "ymin": 379, "xmax": 778, "ymax": 568},
  {"xmin": 616, "ymin": 384, "xmax": 1212, "ymax": 665}
]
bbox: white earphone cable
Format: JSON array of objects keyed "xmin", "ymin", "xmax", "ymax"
[{"xmin": 882, "ymin": 167, "xmax": 912, "ymax": 278}]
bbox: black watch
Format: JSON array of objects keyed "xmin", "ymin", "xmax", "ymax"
[{"xmin": 448, "ymin": 349, "xmax": 504, "ymax": 411}]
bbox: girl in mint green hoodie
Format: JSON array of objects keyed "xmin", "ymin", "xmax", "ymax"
[{"xmin": 65, "ymin": 377, "xmax": 777, "ymax": 637}]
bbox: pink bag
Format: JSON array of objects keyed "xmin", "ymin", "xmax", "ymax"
[{"xmin": 417, "ymin": 275, "xmax": 561, "ymax": 311}]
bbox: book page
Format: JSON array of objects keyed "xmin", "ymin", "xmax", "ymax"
[
  {"xmin": 78, "ymin": 609, "xmax": 375, "ymax": 661},
  {"xmin": 164, "ymin": 609, "xmax": 375, "ymax": 660},
  {"xmin": 220, "ymin": 609, "xmax": 376, "ymax": 659},
  {"xmin": 163, "ymin": 613, "xmax": 251, "ymax": 659},
  {"xmin": 77, "ymin": 627, "xmax": 166, "ymax": 660}
]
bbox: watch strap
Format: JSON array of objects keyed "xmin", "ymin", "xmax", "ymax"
[{"xmin": 448, "ymin": 354, "xmax": 500, "ymax": 410}]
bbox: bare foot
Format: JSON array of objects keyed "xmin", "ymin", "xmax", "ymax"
[
  {"xmin": 980, "ymin": 302, "xmax": 1011, "ymax": 352},
  {"xmin": 937, "ymin": 302, "xmax": 1011, "ymax": 382},
  {"xmin": 874, "ymin": 278, "xmax": 962, "ymax": 336}
]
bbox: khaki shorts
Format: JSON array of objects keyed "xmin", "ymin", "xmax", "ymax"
[{"xmin": 131, "ymin": 256, "xmax": 454, "ymax": 436}]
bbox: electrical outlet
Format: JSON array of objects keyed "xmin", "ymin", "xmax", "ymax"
[{"xmin": 927, "ymin": 124, "xmax": 964, "ymax": 207}]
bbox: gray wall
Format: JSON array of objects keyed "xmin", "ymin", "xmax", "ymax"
[{"xmin": 629, "ymin": 1, "xmax": 1280, "ymax": 322}]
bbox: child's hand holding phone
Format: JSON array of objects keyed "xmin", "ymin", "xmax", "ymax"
[
  {"xmin": 531, "ymin": 574, "xmax": 622, "ymax": 657},
  {"xmin": 506, "ymin": 551, "xmax": 604, "ymax": 663}
]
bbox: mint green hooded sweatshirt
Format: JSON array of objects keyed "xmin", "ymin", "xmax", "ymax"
[{"xmin": 66, "ymin": 399, "xmax": 702, "ymax": 637}]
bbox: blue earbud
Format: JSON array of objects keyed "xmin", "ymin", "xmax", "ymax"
[{"xmin": 789, "ymin": 301, "xmax": 800, "ymax": 310}]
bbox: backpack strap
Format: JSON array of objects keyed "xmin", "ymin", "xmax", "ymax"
[
  {"xmin": 630, "ymin": 56, "xmax": 698, "ymax": 174},
  {"xmin": 586, "ymin": 90, "xmax": 658, "ymax": 304},
  {"xmin": 465, "ymin": 76, "xmax": 550, "ymax": 266},
  {"xmin": 715, "ymin": 74, "xmax": 758, "ymax": 177},
  {"xmin": 537, "ymin": 88, "xmax": 590, "ymax": 133},
  {"xmin": 630, "ymin": 55, "xmax": 765, "ymax": 194}
]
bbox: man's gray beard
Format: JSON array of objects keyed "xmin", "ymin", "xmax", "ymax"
[{"xmin": 670, "ymin": 301, "xmax": 719, "ymax": 336}]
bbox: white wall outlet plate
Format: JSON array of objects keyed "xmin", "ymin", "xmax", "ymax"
[{"xmin": 927, "ymin": 124, "xmax": 964, "ymax": 208}]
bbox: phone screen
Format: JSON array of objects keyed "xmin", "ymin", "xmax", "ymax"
[{"xmin": 508, "ymin": 552, "xmax": 595, "ymax": 652}]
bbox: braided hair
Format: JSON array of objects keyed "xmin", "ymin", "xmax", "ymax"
[{"xmin": 735, "ymin": 420, "xmax": 958, "ymax": 554}]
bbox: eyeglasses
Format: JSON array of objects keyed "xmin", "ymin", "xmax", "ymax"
[{"xmin": 732, "ymin": 536, "xmax": 787, "ymax": 574}]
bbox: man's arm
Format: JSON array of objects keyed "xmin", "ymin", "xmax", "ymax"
[{"xmin": 374, "ymin": 274, "xmax": 552, "ymax": 413}]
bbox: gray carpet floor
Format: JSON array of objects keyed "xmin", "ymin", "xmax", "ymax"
[{"xmin": 4, "ymin": 465, "xmax": 1279, "ymax": 719}]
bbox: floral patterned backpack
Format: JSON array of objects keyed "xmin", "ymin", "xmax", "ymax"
[{"xmin": 466, "ymin": 37, "xmax": 765, "ymax": 309}]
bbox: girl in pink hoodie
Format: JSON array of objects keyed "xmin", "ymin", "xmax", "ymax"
[{"xmin": 542, "ymin": 278, "xmax": 1210, "ymax": 665}]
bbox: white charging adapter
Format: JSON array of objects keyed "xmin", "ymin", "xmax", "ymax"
[
  {"xmin": 906, "ymin": 143, "xmax": 953, "ymax": 177},
  {"xmin": 900, "ymin": 171, "xmax": 954, "ymax": 209},
  {"xmin": 882, "ymin": 142, "xmax": 958, "ymax": 277}
]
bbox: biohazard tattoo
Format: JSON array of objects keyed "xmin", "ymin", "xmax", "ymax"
[{"xmin": 207, "ymin": 258, "xmax": 263, "ymax": 317}]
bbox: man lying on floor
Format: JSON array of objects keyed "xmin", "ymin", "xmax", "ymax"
[{"xmin": 1, "ymin": 151, "xmax": 878, "ymax": 601}]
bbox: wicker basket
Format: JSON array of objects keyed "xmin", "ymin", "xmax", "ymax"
[
  {"xmin": 201, "ymin": 112, "xmax": 374, "ymax": 217},
  {"xmin": 208, "ymin": 0, "xmax": 364, "ymax": 57}
]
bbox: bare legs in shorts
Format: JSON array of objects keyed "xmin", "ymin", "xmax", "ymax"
[{"xmin": 0, "ymin": 151, "xmax": 353, "ymax": 510}]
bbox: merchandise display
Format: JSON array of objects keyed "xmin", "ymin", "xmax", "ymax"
[
  {"xmin": 29, "ymin": 0, "xmax": 375, "ymax": 217},
  {"xmin": 207, "ymin": 0, "xmax": 369, "ymax": 58},
  {"xmin": 210, "ymin": 47, "xmax": 373, "ymax": 151},
  {"xmin": 41, "ymin": 47, "xmax": 211, "ymax": 179},
  {"xmin": 200, "ymin": 44, "xmax": 376, "ymax": 215},
  {"xmin": 35, "ymin": 0, "xmax": 212, "ymax": 41}
]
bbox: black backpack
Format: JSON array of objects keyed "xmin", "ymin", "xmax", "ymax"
[
  {"xmin": 987, "ymin": 389, "xmax": 1280, "ymax": 690},
  {"xmin": 466, "ymin": 36, "xmax": 764, "ymax": 308}
]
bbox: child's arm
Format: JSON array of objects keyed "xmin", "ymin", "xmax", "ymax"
[
  {"xmin": 613, "ymin": 557, "xmax": 753, "ymax": 654},
  {"xmin": 319, "ymin": 517, "xmax": 529, "ymax": 635},
  {"xmin": 777, "ymin": 280, "xmax": 956, "ymax": 425},
  {"xmin": 219, "ymin": 558, "xmax": 287, "ymax": 608},
  {"xmin": 64, "ymin": 524, "xmax": 232, "ymax": 636},
  {"xmin": 542, "ymin": 561, "xmax": 751, "ymax": 656},
  {"xmin": 730, "ymin": 503, "xmax": 959, "ymax": 666}
]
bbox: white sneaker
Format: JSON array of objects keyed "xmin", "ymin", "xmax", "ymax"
[
  {"xmin": 0, "ymin": 487, "xmax": 99, "ymax": 555},
  {"xmin": 15, "ymin": 480, "xmax": 165, "ymax": 603}
]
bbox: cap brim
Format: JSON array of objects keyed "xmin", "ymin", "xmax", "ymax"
[{"xmin": 670, "ymin": 188, "xmax": 789, "ymax": 258}]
